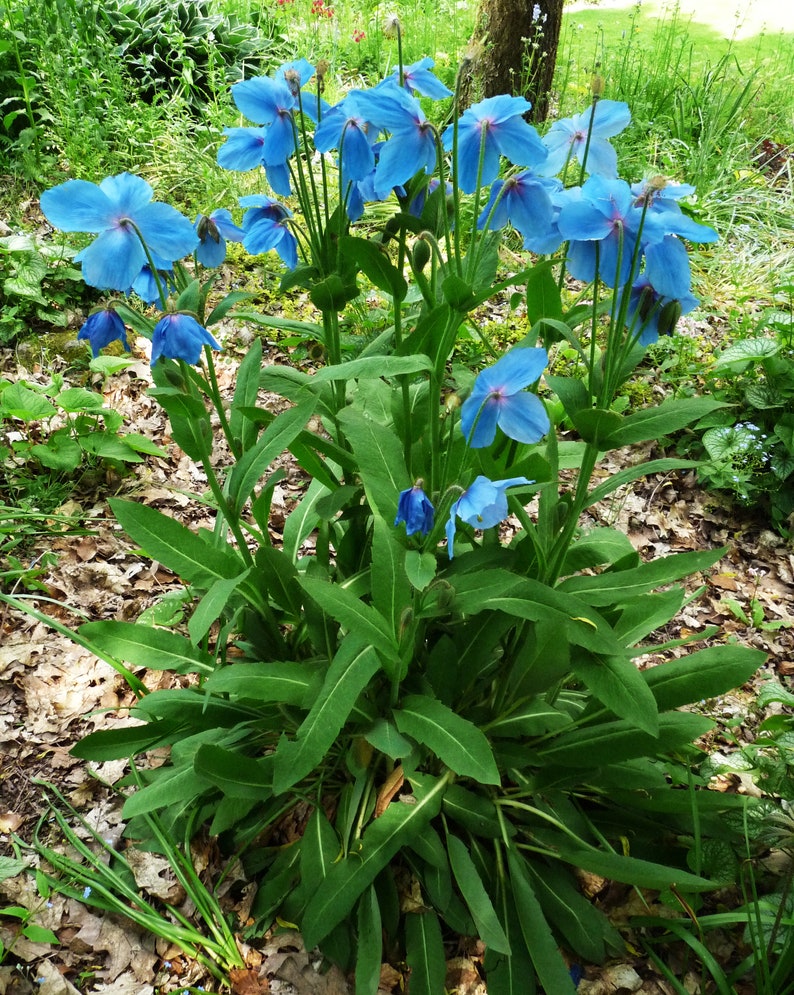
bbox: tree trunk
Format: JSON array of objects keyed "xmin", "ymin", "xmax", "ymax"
[{"xmin": 459, "ymin": 0, "xmax": 565, "ymax": 122}]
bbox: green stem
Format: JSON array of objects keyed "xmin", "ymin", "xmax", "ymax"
[{"xmin": 202, "ymin": 344, "xmax": 239, "ymax": 459}]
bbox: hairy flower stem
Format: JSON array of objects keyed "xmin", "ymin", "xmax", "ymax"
[
  {"xmin": 126, "ymin": 219, "xmax": 170, "ymax": 310},
  {"xmin": 203, "ymin": 345, "xmax": 240, "ymax": 459}
]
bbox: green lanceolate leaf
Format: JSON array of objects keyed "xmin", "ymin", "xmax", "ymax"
[
  {"xmin": 299, "ymin": 574, "xmax": 401, "ymax": 671},
  {"xmin": 109, "ymin": 498, "xmax": 243, "ymax": 588},
  {"xmin": 338, "ymin": 236, "xmax": 407, "ymax": 301},
  {"xmin": 404, "ymin": 909, "xmax": 446, "ymax": 995},
  {"xmin": 355, "ymin": 886, "xmax": 383, "ymax": 995},
  {"xmin": 78, "ymin": 621, "xmax": 215, "ymax": 675},
  {"xmin": 271, "ymin": 638, "xmax": 381, "ymax": 794},
  {"xmin": 484, "ymin": 885, "xmax": 536, "ymax": 995},
  {"xmin": 394, "ymin": 694, "xmax": 500, "ymax": 784},
  {"xmin": 301, "ymin": 771, "xmax": 450, "ymax": 949},
  {"xmin": 555, "ymin": 844, "xmax": 718, "ymax": 891},
  {"xmin": 203, "ymin": 660, "xmax": 322, "ymax": 706},
  {"xmin": 537, "ymin": 711, "xmax": 713, "ymax": 767},
  {"xmin": 371, "ymin": 517, "xmax": 410, "ymax": 641},
  {"xmin": 446, "ymin": 834, "xmax": 510, "ymax": 954},
  {"xmin": 526, "ymin": 260, "xmax": 563, "ymax": 325},
  {"xmin": 227, "ymin": 396, "xmax": 316, "ymax": 514},
  {"xmin": 570, "ymin": 653, "xmax": 659, "ymax": 736},
  {"xmin": 557, "ymin": 547, "xmax": 724, "ymax": 607},
  {"xmin": 488, "ymin": 700, "xmax": 573, "ymax": 739},
  {"xmin": 603, "ymin": 396, "xmax": 726, "ymax": 448},
  {"xmin": 229, "ymin": 337, "xmax": 263, "ymax": 455},
  {"xmin": 644, "ymin": 645, "xmax": 766, "ymax": 711},
  {"xmin": 337, "ymin": 406, "xmax": 407, "ymax": 519},
  {"xmin": 193, "ymin": 744, "xmax": 274, "ymax": 798},
  {"xmin": 507, "ymin": 848, "xmax": 577, "ymax": 995}
]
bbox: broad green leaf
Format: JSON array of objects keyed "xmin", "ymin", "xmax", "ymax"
[
  {"xmin": 536, "ymin": 712, "xmax": 713, "ymax": 767},
  {"xmin": 203, "ymin": 660, "xmax": 322, "ymax": 705},
  {"xmin": 22, "ymin": 924, "xmax": 58, "ymax": 945},
  {"xmin": 147, "ymin": 386, "xmax": 211, "ymax": 461},
  {"xmin": 447, "ymin": 834, "xmax": 510, "ymax": 954},
  {"xmin": 570, "ymin": 653, "xmax": 659, "ymax": 735},
  {"xmin": 612, "ymin": 587, "xmax": 686, "ymax": 646},
  {"xmin": 55, "ymin": 387, "xmax": 105, "ymax": 412},
  {"xmin": 404, "ymin": 550, "xmax": 437, "ymax": 591},
  {"xmin": 394, "ymin": 694, "xmax": 500, "ymax": 784},
  {"xmin": 282, "ymin": 478, "xmax": 331, "ymax": 563},
  {"xmin": 355, "ymin": 887, "xmax": 383, "ymax": 995},
  {"xmin": 299, "ymin": 574, "xmax": 400, "ymax": 669},
  {"xmin": 122, "ymin": 763, "xmax": 212, "ymax": 819},
  {"xmin": 527, "ymin": 862, "xmax": 620, "ymax": 964},
  {"xmin": 456, "ymin": 584, "xmax": 621, "ymax": 657},
  {"xmin": 79, "ymin": 433, "xmax": 143, "ymax": 463},
  {"xmin": 405, "ymin": 910, "xmax": 446, "ymax": 995},
  {"xmin": 70, "ymin": 720, "xmax": 182, "ymax": 761},
  {"xmin": 227, "ymin": 397, "xmax": 315, "ymax": 514},
  {"xmin": 570, "ymin": 407, "xmax": 623, "ymax": 449},
  {"xmin": 302, "ymin": 807, "xmax": 340, "ymax": 882},
  {"xmin": 1, "ymin": 382, "xmax": 57, "ymax": 420},
  {"xmin": 0, "ymin": 857, "xmax": 27, "ymax": 882},
  {"xmin": 338, "ymin": 235, "xmax": 407, "ymax": 301},
  {"xmin": 363, "ymin": 719, "xmax": 413, "ymax": 760},
  {"xmin": 313, "ymin": 354, "xmax": 431, "ymax": 383},
  {"xmin": 188, "ymin": 571, "xmax": 249, "ymax": 643},
  {"xmin": 193, "ymin": 744, "xmax": 274, "ymax": 798},
  {"xmin": 78, "ymin": 621, "xmax": 215, "ymax": 675},
  {"xmin": 508, "ymin": 848, "xmax": 577, "ymax": 995},
  {"xmin": 272, "ymin": 639, "xmax": 381, "ymax": 793},
  {"xmin": 109, "ymin": 498, "xmax": 243, "ymax": 587},
  {"xmin": 30, "ymin": 436, "xmax": 82, "ymax": 471},
  {"xmin": 714, "ymin": 336, "xmax": 779, "ymax": 368},
  {"xmin": 483, "ymin": 886, "xmax": 535, "ymax": 995},
  {"xmin": 645, "ymin": 645, "xmax": 766, "ymax": 711},
  {"xmin": 526, "ymin": 260, "xmax": 563, "ymax": 325},
  {"xmin": 545, "ymin": 373, "xmax": 590, "ymax": 420},
  {"xmin": 205, "ymin": 289, "xmax": 253, "ymax": 326},
  {"xmin": 302, "ymin": 772, "xmax": 449, "ymax": 949},
  {"xmin": 442, "ymin": 784, "xmax": 504, "ymax": 839}
]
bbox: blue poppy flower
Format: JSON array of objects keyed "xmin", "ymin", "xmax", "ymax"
[
  {"xmin": 631, "ymin": 177, "xmax": 718, "ymax": 243},
  {"xmin": 557, "ymin": 176, "xmax": 654, "ymax": 287},
  {"xmin": 395, "ymin": 483, "xmax": 435, "ymax": 536},
  {"xmin": 232, "ymin": 76, "xmax": 298, "ymax": 166},
  {"xmin": 461, "ymin": 347, "xmax": 549, "ymax": 448},
  {"xmin": 625, "ymin": 236, "xmax": 699, "ymax": 345},
  {"xmin": 314, "ymin": 93, "xmax": 379, "ymax": 182},
  {"xmin": 385, "ymin": 57, "xmax": 452, "ymax": 99},
  {"xmin": 150, "ymin": 313, "xmax": 221, "ymax": 366},
  {"xmin": 478, "ymin": 168, "xmax": 562, "ymax": 252},
  {"xmin": 194, "ymin": 209, "xmax": 245, "ymax": 267},
  {"xmin": 78, "ymin": 308, "xmax": 129, "ymax": 357},
  {"xmin": 40, "ymin": 173, "xmax": 197, "ymax": 292},
  {"xmin": 355, "ymin": 83, "xmax": 438, "ymax": 198},
  {"xmin": 239, "ymin": 195, "xmax": 298, "ymax": 269},
  {"xmin": 442, "ymin": 95, "xmax": 547, "ymax": 194},
  {"xmin": 130, "ymin": 256, "xmax": 175, "ymax": 304},
  {"xmin": 540, "ymin": 100, "xmax": 631, "ymax": 178},
  {"xmin": 446, "ymin": 475, "xmax": 531, "ymax": 558}
]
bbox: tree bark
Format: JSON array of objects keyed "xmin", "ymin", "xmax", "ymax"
[{"xmin": 459, "ymin": 0, "xmax": 565, "ymax": 122}]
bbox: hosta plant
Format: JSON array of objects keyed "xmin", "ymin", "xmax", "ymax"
[{"xmin": 27, "ymin": 37, "xmax": 766, "ymax": 992}]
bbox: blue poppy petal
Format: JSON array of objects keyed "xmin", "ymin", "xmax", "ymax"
[
  {"xmin": 497, "ymin": 392, "xmax": 549, "ymax": 444},
  {"xmin": 77, "ymin": 226, "xmax": 146, "ymax": 290},
  {"xmin": 40, "ymin": 180, "xmax": 115, "ymax": 232}
]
